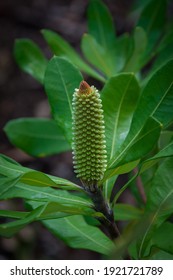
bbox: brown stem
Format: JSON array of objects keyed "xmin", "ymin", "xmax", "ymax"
[{"xmin": 85, "ymin": 184, "xmax": 120, "ymax": 240}]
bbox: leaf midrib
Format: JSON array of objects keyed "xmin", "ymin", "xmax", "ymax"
[
  {"xmin": 0, "ymin": 162, "xmax": 75, "ymax": 187},
  {"xmin": 16, "ymin": 184, "xmax": 92, "ymax": 207},
  {"xmin": 55, "ymin": 60, "xmax": 72, "ymax": 115},
  {"xmin": 65, "ymin": 217, "xmax": 112, "ymax": 252},
  {"xmin": 110, "ymin": 75, "xmax": 133, "ymax": 159}
]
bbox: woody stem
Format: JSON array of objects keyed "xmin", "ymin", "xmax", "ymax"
[{"xmin": 85, "ymin": 184, "xmax": 120, "ymax": 240}]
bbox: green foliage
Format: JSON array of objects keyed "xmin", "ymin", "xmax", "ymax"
[
  {"xmin": 4, "ymin": 118, "xmax": 70, "ymax": 157},
  {"xmin": 1, "ymin": 0, "xmax": 173, "ymax": 259},
  {"xmin": 14, "ymin": 39, "xmax": 48, "ymax": 84},
  {"xmin": 44, "ymin": 57, "xmax": 83, "ymax": 143},
  {"xmin": 43, "ymin": 215, "xmax": 114, "ymax": 255}
]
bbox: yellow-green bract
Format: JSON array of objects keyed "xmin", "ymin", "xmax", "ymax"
[{"xmin": 72, "ymin": 81, "xmax": 107, "ymax": 187}]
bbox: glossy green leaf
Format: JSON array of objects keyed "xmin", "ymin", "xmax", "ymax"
[
  {"xmin": 4, "ymin": 118, "xmax": 71, "ymax": 157},
  {"xmin": 147, "ymin": 158, "xmax": 173, "ymax": 212},
  {"xmin": 0, "ymin": 181, "xmax": 92, "ymax": 210},
  {"xmin": 0, "ymin": 210, "xmax": 27, "ymax": 219},
  {"xmin": 19, "ymin": 170, "xmax": 82, "ymax": 191},
  {"xmin": 103, "ymin": 174, "xmax": 117, "ymax": 202},
  {"xmin": 87, "ymin": 0, "xmax": 116, "ymax": 51},
  {"xmin": 113, "ymin": 33, "xmax": 133, "ymax": 72},
  {"xmin": 159, "ymin": 131, "xmax": 173, "ymax": 149},
  {"xmin": 0, "ymin": 206, "xmax": 45, "ymax": 238},
  {"xmin": 0, "ymin": 154, "xmax": 80, "ymax": 191},
  {"xmin": 104, "ymin": 117, "xmax": 161, "ymax": 181},
  {"xmin": 133, "ymin": 59, "xmax": 173, "ymax": 129},
  {"xmin": 107, "ymin": 59, "xmax": 173, "ymax": 173},
  {"xmin": 27, "ymin": 200, "xmax": 96, "ymax": 220},
  {"xmin": 102, "ymin": 73, "xmax": 140, "ymax": 161},
  {"xmin": 152, "ymin": 43, "xmax": 173, "ymax": 74},
  {"xmin": 0, "ymin": 177, "xmax": 21, "ymax": 197},
  {"xmin": 140, "ymin": 139, "xmax": 173, "ymax": 173},
  {"xmin": 44, "ymin": 56, "xmax": 82, "ymax": 143},
  {"xmin": 81, "ymin": 34, "xmax": 112, "ymax": 77},
  {"xmin": 43, "ymin": 215, "xmax": 115, "ymax": 255},
  {"xmin": 14, "ymin": 39, "xmax": 48, "ymax": 84},
  {"xmin": 138, "ymin": 158, "xmax": 173, "ymax": 258},
  {"xmin": 101, "ymin": 73, "xmax": 140, "ymax": 197},
  {"xmin": 123, "ymin": 27, "xmax": 147, "ymax": 72},
  {"xmin": 112, "ymin": 139, "xmax": 173, "ymax": 204},
  {"xmin": 42, "ymin": 29, "xmax": 105, "ymax": 82},
  {"xmin": 0, "ymin": 154, "xmax": 31, "ymax": 179},
  {"xmin": 0, "ymin": 199, "xmax": 95, "ymax": 224},
  {"xmin": 137, "ymin": 0, "xmax": 167, "ymax": 64},
  {"xmin": 87, "ymin": 0, "xmax": 117, "ymax": 77},
  {"xmin": 20, "ymin": 171, "xmax": 66, "ymax": 188},
  {"xmin": 118, "ymin": 118, "xmax": 161, "ymax": 165}
]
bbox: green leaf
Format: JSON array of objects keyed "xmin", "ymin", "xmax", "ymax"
[
  {"xmin": 27, "ymin": 200, "xmax": 96, "ymax": 220},
  {"xmin": 114, "ymin": 203, "xmax": 142, "ymax": 221},
  {"xmin": 150, "ymin": 222, "xmax": 173, "ymax": 256},
  {"xmin": 123, "ymin": 27, "xmax": 147, "ymax": 72},
  {"xmin": 102, "ymin": 73, "xmax": 140, "ymax": 161},
  {"xmin": 44, "ymin": 56, "xmax": 82, "ymax": 143},
  {"xmin": 0, "ymin": 206, "xmax": 45, "ymax": 238},
  {"xmin": 19, "ymin": 170, "xmax": 82, "ymax": 191},
  {"xmin": 137, "ymin": 0, "xmax": 167, "ymax": 64},
  {"xmin": 0, "ymin": 177, "xmax": 21, "ymax": 197},
  {"xmin": 103, "ymin": 174, "xmax": 117, "ymax": 202},
  {"xmin": 14, "ymin": 39, "xmax": 48, "ymax": 84},
  {"xmin": 106, "ymin": 59, "xmax": 173, "ymax": 174},
  {"xmin": 87, "ymin": 0, "xmax": 116, "ymax": 51},
  {"xmin": 0, "ymin": 210, "xmax": 27, "ymax": 219},
  {"xmin": 87, "ymin": 0, "xmax": 117, "ymax": 77},
  {"xmin": 81, "ymin": 32, "xmax": 133, "ymax": 78},
  {"xmin": 104, "ymin": 117, "xmax": 161, "ymax": 181},
  {"xmin": 0, "ymin": 154, "xmax": 80, "ymax": 191},
  {"xmin": 151, "ymin": 42, "xmax": 173, "ymax": 74},
  {"xmin": 0, "ymin": 182, "xmax": 92, "ymax": 211},
  {"xmin": 81, "ymin": 34, "xmax": 112, "ymax": 77},
  {"xmin": 140, "ymin": 139, "xmax": 173, "ymax": 173},
  {"xmin": 42, "ymin": 29, "xmax": 105, "ymax": 82},
  {"xmin": 43, "ymin": 215, "xmax": 115, "ymax": 255},
  {"xmin": 4, "ymin": 118, "xmax": 71, "ymax": 157},
  {"xmin": 112, "ymin": 139, "xmax": 173, "ymax": 204},
  {"xmin": 159, "ymin": 130, "xmax": 173, "ymax": 149},
  {"xmin": 113, "ymin": 33, "xmax": 133, "ymax": 72},
  {"xmin": 101, "ymin": 73, "xmax": 140, "ymax": 198},
  {"xmin": 133, "ymin": 59, "xmax": 173, "ymax": 129},
  {"xmin": 20, "ymin": 171, "xmax": 67, "ymax": 188},
  {"xmin": 149, "ymin": 250, "xmax": 173, "ymax": 260},
  {"xmin": 138, "ymin": 158, "xmax": 173, "ymax": 258}
]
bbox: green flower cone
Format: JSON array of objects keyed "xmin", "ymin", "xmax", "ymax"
[{"xmin": 72, "ymin": 81, "xmax": 107, "ymax": 188}]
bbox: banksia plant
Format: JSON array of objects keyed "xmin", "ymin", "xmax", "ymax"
[{"xmin": 72, "ymin": 81, "xmax": 107, "ymax": 189}]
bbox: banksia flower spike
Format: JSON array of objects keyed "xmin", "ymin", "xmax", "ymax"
[{"xmin": 72, "ymin": 81, "xmax": 107, "ymax": 189}]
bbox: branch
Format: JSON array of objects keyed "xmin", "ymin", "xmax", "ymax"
[{"xmin": 85, "ymin": 185, "xmax": 120, "ymax": 240}]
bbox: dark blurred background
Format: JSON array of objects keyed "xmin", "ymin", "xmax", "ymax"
[{"xmin": 0, "ymin": 0, "xmax": 134, "ymax": 259}]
